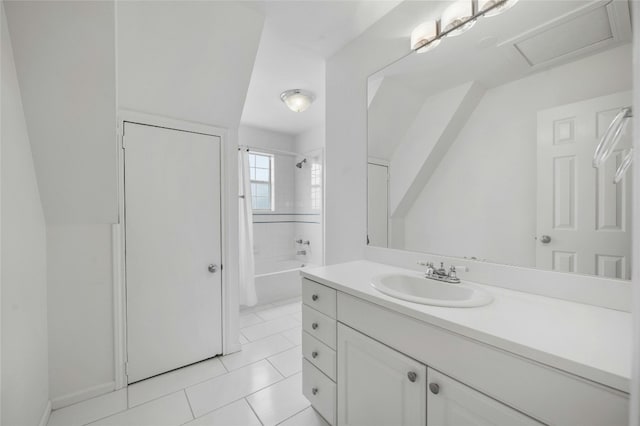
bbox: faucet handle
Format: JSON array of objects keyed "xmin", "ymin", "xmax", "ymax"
[{"xmin": 448, "ymin": 266, "xmax": 457, "ymax": 279}]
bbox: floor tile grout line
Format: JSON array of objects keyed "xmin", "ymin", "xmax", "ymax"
[
  {"xmin": 245, "ymin": 397, "xmax": 265, "ymax": 426},
  {"xmin": 242, "ymin": 322, "xmax": 302, "ymax": 343},
  {"xmin": 184, "ymin": 369, "xmax": 287, "ymax": 423},
  {"xmin": 184, "ymin": 389, "xmax": 196, "ymax": 420},
  {"xmin": 128, "ymin": 364, "xmax": 229, "ymax": 408},
  {"xmin": 222, "ymin": 342, "xmax": 299, "ymax": 373},
  {"xmin": 274, "ymin": 406, "xmax": 312, "ymax": 426}
]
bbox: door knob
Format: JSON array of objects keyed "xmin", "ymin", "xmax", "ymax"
[
  {"xmin": 312, "ymin": 351, "xmax": 319, "ymax": 358},
  {"xmin": 312, "ymin": 322, "xmax": 318, "ymax": 330},
  {"xmin": 312, "ymin": 294, "xmax": 319, "ymax": 301},
  {"xmin": 429, "ymin": 382, "xmax": 440, "ymax": 394},
  {"xmin": 407, "ymin": 371, "xmax": 417, "ymax": 382},
  {"xmin": 540, "ymin": 235, "xmax": 551, "ymax": 244},
  {"xmin": 311, "ymin": 387, "xmax": 318, "ymax": 395},
  {"xmin": 208, "ymin": 264, "xmax": 218, "ymax": 273}
]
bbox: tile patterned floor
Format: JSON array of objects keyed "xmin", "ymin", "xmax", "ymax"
[{"xmin": 47, "ymin": 298, "xmax": 329, "ymax": 426}]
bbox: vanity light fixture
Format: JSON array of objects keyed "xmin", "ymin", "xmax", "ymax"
[
  {"xmin": 280, "ymin": 89, "xmax": 315, "ymax": 113},
  {"xmin": 410, "ymin": 0, "xmax": 516, "ymax": 53},
  {"xmin": 441, "ymin": 0, "xmax": 475, "ymax": 36},
  {"xmin": 410, "ymin": 21, "xmax": 441, "ymax": 53}
]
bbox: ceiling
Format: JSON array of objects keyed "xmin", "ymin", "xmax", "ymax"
[{"xmin": 240, "ymin": 0, "xmax": 402, "ymax": 136}]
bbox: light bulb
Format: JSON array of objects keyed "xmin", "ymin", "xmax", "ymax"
[
  {"xmin": 410, "ymin": 21, "xmax": 440, "ymax": 52},
  {"xmin": 441, "ymin": 0, "xmax": 475, "ymax": 37}
]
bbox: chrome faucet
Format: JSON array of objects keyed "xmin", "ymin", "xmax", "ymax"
[{"xmin": 417, "ymin": 261, "xmax": 461, "ymax": 284}]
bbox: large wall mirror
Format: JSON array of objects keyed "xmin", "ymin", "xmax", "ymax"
[{"xmin": 367, "ymin": 0, "xmax": 633, "ymax": 280}]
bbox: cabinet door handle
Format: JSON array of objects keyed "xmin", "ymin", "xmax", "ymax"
[
  {"xmin": 312, "ymin": 351, "xmax": 319, "ymax": 358},
  {"xmin": 429, "ymin": 382, "xmax": 440, "ymax": 394},
  {"xmin": 312, "ymin": 387, "xmax": 319, "ymax": 395},
  {"xmin": 312, "ymin": 322, "xmax": 319, "ymax": 330},
  {"xmin": 407, "ymin": 371, "xmax": 417, "ymax": 382},
  {"xmin": 312, "ymin": 294, "xmax": 319, "ymax": 301}
]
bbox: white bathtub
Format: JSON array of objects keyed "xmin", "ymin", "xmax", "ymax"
[{"xmin": 254, "ymin": 259, "xmax": 317, "ymax": 305}]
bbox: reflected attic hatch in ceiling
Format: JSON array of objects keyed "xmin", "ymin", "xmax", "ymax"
[{"xmin": 503, "ymin": 0, "xmax": 631, "ymax": 68}]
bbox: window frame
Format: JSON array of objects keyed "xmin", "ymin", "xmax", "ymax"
[{"xmin": 248, "ymin": 151, "xmax": 274, "ymax": 211}]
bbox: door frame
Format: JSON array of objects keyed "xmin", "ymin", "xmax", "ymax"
[{"xmin": 113, "ymin": 110, "xmax": 237, "ymax": 389}]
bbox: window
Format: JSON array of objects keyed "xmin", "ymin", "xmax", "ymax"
[
  {"xmin": 249, "ymin": 152, "xmax": 273, "ymax": 210},
  {"xmin": 311, "ymin": 162, "xmax": 322, "ymax": 210}
]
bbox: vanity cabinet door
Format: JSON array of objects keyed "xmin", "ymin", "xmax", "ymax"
[
  {"xmin": 337, "ymin": 323, "xmax": 426, "ymax": 426},
  {"xmin": 427, "ymin": 368, "xmax": 542, "ymax": 426}
]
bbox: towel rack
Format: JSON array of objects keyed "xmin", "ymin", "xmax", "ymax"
[{"xmin": 593, "ymin": 106, "xmax": 633, "ymax": 183}]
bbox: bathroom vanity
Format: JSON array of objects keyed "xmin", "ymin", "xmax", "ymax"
[{"xmin": 300, "ymin": 261, "xmax": 630, "ymax": 426}]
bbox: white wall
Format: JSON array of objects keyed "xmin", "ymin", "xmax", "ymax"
[
  {"xmin": 404, "ymin": 45, "xmax": 632, "ymax": 267},
  {"xmin": 4, "ymin": 0, "xmax": 265, "ymax": 406},
  {"xmin": 295, "ymin": 124, "xmax": 325, "ymax": 154},
  {"xmin": 325, "ymin": 2, "xmax": 427, "ymax": 264},
  {"xmin": 47, "ymin": 225, "xmax": 114, "ymax": 405},
  {"xmin": 1, "ymin": 4, "xmax": 50, "ymax": 424}
]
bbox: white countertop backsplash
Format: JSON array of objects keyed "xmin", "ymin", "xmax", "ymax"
[{"xmin": 301, "ymin": 260, "xmax": 631, "ymax": 393}]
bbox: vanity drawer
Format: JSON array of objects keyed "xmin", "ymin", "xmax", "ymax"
[
  {"xmin": 303, "ymin": 305, "xmax": 336, "ymax": 349},
  {"xmin": 302, "ymin": 278, "xmax": 337, "ymax": 318},
  {"xmin": 303, "ymin": 331, "xmax": 337, "ymax": 381},
  {"xmin": 303, "ymin": 359, "xmax": 336, "ymax": 426}
]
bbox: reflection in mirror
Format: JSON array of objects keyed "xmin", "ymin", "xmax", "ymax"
[{"xmin": 367, "ymin": 0, "xmax": 633, "ymax": 280}]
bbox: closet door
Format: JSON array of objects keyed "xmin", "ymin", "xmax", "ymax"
[{"xmin": 124, "ymin": 122, "xmax": 222, "ymax": 383}]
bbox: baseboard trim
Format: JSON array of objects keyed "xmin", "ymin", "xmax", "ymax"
[
  {"xmin": 51, "ymin": 381, "xmax": 115, "ymax": 410},
  {"xmin": 38, "ymin": 400, "xmax": 52, "ymax": 426}
]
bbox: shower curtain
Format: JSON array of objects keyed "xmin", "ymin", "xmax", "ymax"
[{"xmin": 238, "ymin": 149, "xmax": 258, "ymax": 307}]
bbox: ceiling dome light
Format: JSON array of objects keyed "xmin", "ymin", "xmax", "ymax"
[
  {"xmin": 478, "ymin": 0, "xmax": 520, "ymax": 17},
  {"xmin": 280, "ymin": 89, "xmax": 315, "ymax": 112},
  {"xmin": 441, "ymin": 0, "xmax": 476, "ymax": 36},
  {"xmin": 410, "ymin": 21, "xmax": 441, "ymax": 53}
]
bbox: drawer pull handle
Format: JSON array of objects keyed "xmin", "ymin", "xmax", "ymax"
[
  {"xmin": 429, "ymin": 382, "xmax": 440, "ymax": 394},
  {"xmin": 312, "ymin": 294, "xmax": 319, "ymax": 301},
  {"xmin": 407, "ymin": 371, "xmax": 417, "ymax": 382},
  {"xmin": 312, "ymin": 351, "xmax": 319, "ymax": 358},
  {"xmin": 312, "ymin": 322, "xmax": 319, "ymax": 330},
  {"xmin": 312, "ymin": 387, "xmax": 319, "ymax": 395}
]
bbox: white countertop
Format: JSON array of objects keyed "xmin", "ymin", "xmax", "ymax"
[{"xmin": 301, "ymin": 260, "xmax": 632, "ymax": 393}]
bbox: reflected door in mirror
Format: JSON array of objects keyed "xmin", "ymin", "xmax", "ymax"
[
  {"xmin": 536, "ymin": 91, "xmax": 632, "ymax": 279},
  {"xmin": 368, "ymin": 162, "xmax": 389, "ymax": 247}
]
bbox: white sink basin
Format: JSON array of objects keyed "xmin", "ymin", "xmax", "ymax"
[{"xmin": 371, "ymin": 273, "xmax": 492, "ymax": 308}]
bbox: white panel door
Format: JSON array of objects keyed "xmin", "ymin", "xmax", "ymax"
[
  {"xmin": 337, "ymin": 324, "xmax": 426, "ymax": 426},
  {"xmin": 124, "ymin": 122, "xmax": 222, "ymax": 383},
  {"xmin": 367, "ymin": 163, "xmax": 388, "ymax": 247},
  {"xmin": 537, "ymin": 91, "xmax": 632, "ymax": 278},
  {"xmin": 427, "ymin": 369, "xmax": 541, "ymax": 426}
]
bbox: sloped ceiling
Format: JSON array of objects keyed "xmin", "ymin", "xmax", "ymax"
[
  {"xmin": 118, "ymin": 1, "xmax": 264, "ymax": 130},
  {"xmin": 5, "ymin": 1, "xmax": 265, "ymax": 224},
  {"xmin": 5, "ymin": 0, "xmax": 118, "ymax": 224}
]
